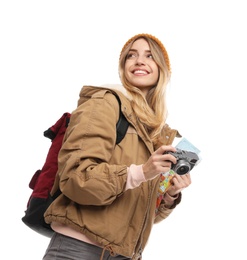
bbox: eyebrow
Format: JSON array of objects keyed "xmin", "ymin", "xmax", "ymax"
[{"xmin": 129, "ymin": 48, "xmax": 151, "ymax": 53}]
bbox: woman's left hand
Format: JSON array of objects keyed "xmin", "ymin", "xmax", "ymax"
[{"xmin": 167, "ymin": 173, "xmax": 192, "ymax": 196}]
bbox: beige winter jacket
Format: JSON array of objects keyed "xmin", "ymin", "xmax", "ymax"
[{"xmin": 44, "ymin": 85, "xmax": 181, "ymax": 259}]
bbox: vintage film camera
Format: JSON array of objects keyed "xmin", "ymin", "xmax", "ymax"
[{"xmin": 167, "ymin": 148, "xmax": 199, "ymax": 175}]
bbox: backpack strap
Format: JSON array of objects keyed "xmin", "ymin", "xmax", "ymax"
[
  {"xmin": 91, "ymin": 89, "xmax": 129, "ymax": 144},
  {"xmin": 115, "ymin": 95, "xmax": 129, "ymax": 144}
]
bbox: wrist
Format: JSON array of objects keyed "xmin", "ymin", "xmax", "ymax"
[
  {"xmin": 163, "ymin": 192, "xmax": 179, "ymax": 208},
  {"xmin": 166, "ymin": 192, "xmax": 179, "ymax": 199}
]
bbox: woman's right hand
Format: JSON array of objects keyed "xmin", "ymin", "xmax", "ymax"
[{"xmin": 142, "ymin": 145, "xmax": 177, "ymax": 181}]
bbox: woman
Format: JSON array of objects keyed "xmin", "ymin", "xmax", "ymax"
[{"xmin": 43, "ymin": 33, "xmax": 192, "ymax": 260}]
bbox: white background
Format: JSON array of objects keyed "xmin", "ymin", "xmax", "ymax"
[{"xmin": 1, "ymin": 0, "xmax": 247, "ymax": 259}]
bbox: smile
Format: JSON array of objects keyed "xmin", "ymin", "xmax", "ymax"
[{"xmin": 133, "ymin": 70, "xmax": 149, "ymax": 75}]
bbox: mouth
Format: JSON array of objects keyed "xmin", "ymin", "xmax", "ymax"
[{"xmin": 133, "ymin": 69, "xmax": 149, "ymax": 75}]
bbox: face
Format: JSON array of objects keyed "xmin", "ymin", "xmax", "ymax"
[{"xmin": 124, "ymin": 38, "xmax": 159, "ymax": 96}]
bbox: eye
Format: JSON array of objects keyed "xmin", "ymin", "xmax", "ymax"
[
  {"xmin": 126, "ymin": 51, "xmax": 137, "ymax": 59},
  {"xmin": 147, "ymin": 53, "xmax": 154, "ymax": 59}
]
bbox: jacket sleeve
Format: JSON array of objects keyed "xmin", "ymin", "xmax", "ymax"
[
  {"xmin": 58, "ymin": 92, "xmax": 128, "ymax": 206},
  {"xmin": 154, "ymin": 193, "xmax": 182, "ymax": 223}
]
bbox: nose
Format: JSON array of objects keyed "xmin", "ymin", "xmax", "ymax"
[{"xmin": 135, "ymin": 55, "xmax": 145, "ymax": 65}]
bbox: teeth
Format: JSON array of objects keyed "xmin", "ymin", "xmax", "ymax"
[{"xmin": 134, "ymin": 70, "xmax": 147, "ymax": 75}]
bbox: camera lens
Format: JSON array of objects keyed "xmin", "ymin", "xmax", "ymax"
[
  {"xmin": 176, "ymin": 165, "xmax": 190, "ymax": 175},
  {"xmin": 173, "ymin": 160, "xmax": 191, "ymax": 175}
]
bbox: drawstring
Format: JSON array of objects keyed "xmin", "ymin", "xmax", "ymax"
[{"xmin": 100, "ymin": 245, "xmax": 115, "ymax": 260}]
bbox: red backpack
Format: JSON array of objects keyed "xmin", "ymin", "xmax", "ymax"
[{"xmin": 22, "ymin": 95, "xmax": 129, "ymax": 237}]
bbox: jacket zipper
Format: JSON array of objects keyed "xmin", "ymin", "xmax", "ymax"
[{"xmin": 133, "ymin": 180, "xmax": 156, "ymax": 259}]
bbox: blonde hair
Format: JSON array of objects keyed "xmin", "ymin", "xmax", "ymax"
[{"xmin": 119, "ymin": 34, "xmax": 171, "ymax": 146}]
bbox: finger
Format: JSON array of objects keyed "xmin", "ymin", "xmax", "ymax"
[
  {"xmin": 162, "ymin": 154, "xmax": 177, "ymax": 165},
  {"xmin": 172, "ymin": 175, "xmax": 189, "ymax": 188},
  {"xmin": 160, "ymin": 160, "xmax": 172, "ymax": 168},
  {"xmin": 158, "ymin": 145, "xmax": 176, "ymax": 155},
  {"xmin": 179, "ymin": 173, "xmax": 192, "ymax": 185}
]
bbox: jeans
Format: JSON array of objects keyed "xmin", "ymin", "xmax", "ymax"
[{"xmin": 42, "ymin": 232, "xmax": 131, "ymax": 260}]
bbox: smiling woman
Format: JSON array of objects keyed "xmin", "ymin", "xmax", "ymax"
[
  {"xmin": 124, "ymin": 38, "xmax": 160, "ymax": 95},
  {"xmin": 118, "ymin": 34, "xmax": 172, "ymax": 142},
  {"xmin": 41, "ymin": 33, "xmax": 191, "ymax": 260}
]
